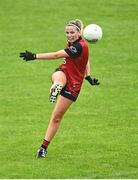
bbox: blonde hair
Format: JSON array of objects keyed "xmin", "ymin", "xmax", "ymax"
[{"xmin": 67, "ymin": 19, "xmax": 84, "ymax": 35}]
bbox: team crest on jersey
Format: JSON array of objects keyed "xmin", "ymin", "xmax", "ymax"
[{"xmin": 69, "ymin": 46, "xmax": 77, "ymax": 53}]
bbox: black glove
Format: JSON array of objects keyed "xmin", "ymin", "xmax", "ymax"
[
  {"xmin": 19, "ymin": 50, "xmax": 36, "ymax": 61},
  {"xmin": 85, "ymin": 76, "xmax": 100, "ymax": 85}
]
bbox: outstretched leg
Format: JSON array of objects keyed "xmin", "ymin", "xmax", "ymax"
[
  {"xmin": 45, "ymin": 95, "xmax": 73, "ymax": 141},
  {"xmin": 37, "ymin": 95, "xmax": 73, "ymax": 158}
]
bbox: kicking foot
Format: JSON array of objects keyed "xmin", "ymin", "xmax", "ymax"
[{"xmin": 50, "ymin": 84, "xmax": 63, "ymax": 103}]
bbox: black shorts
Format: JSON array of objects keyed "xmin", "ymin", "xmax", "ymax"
[{"xmin": 60, "ymin": 86, "xmax": 80, "ymax": 102}]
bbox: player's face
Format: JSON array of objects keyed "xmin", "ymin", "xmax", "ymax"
[{"xmin": 65, "ymin": 25, "xmax": 80, "ymax": 43}]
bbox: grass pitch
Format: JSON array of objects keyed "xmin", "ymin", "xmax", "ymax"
[{"xmin": 0, "ymin": 0, "xmax": 138, "ymax": 178}]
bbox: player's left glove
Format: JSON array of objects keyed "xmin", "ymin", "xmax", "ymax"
[
  {"xmin": 19, "ymin": 50, "xmax": 36, "ymax": 61},
  {"xmin": 85, "ymin": 76, "xmax": 100, "ymax": 85}
]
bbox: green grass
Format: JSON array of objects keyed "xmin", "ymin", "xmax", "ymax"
[{"xmin": 0, "ymin": 0, "xmax": 138, "ymax": 178}]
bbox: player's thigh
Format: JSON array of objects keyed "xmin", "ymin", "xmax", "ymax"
[
  {"xmin": 52, "ymin": 71, "xmax": 67, "ymax": 85},
  {"xmin": 52, "ymin": 95, "xmax": 73, "ymax": 116}
]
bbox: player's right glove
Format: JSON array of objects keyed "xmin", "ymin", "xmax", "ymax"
[{"xmin": 19, "ymin": 50, "xmax": 36, "ymax": 61}]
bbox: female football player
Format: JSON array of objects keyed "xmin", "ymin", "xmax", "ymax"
[{"xmin": 20, "ymin": 19, "xmax": 99, "ymax": 158}]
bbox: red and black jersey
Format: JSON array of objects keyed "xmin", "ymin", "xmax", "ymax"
[{"xmin": 59, "ymin": 37, "xmax": 89, "ymax": 93}]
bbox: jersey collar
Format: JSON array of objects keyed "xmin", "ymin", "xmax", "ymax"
[{"xmin": 68, "ymin": 37, "xmax": 82, "ymax": 46}]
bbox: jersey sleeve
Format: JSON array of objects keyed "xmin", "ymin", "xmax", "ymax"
[{"xmin": 64, "ymin": 43, "xmax": 82, "ymax": 58}]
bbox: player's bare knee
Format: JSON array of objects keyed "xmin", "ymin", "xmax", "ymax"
[{"xmin": 52, "ymin": 112, "xmax": 63, "ymax": 124}]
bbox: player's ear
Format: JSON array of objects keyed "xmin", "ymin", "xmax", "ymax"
[{"xmin": 78, "ymin": 31, "xmax": 81, "ymax": 36}]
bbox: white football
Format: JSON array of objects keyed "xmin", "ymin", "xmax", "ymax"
[{"xmin": 83, "ymin": 24, "xmax": 103, "ymax": 43}]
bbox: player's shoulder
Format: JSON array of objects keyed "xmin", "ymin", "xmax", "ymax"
[{"xmin": 79, "ymin": 38, "xmax": 88, "ymax": 49}]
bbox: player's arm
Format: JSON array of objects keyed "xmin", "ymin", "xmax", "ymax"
[
  {"xmin": 19, "ymin": 42, "xmax": 82, "ymax": 61},
  {"xmin": 19, "ymin": 50, "xmax": 69, "ymax": 61},
  {"xmin": 36, "ymin": 50, "xmax": 69, "ymax": 59},
  {"xmin": 85, "ymin": 60, "xmax": 91, "ymax": 76},
  {"xmin": 85, "ymin": 60, "xmax": 100, "ymax": 86}
]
